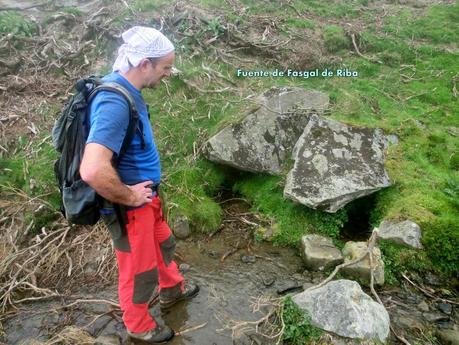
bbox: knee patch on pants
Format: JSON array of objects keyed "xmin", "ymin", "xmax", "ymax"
[
  {"xmin": 132, "ymin": 267, "xmax": 158, "ymax": 304},
  {"xmin": 160, "ymin": 235, "xmax": 176, "ymax": 266}
]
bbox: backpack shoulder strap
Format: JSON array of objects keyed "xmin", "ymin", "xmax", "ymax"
[{"xmin": 87, "ymin": 82, "xmax": 144, "ymax": 165}]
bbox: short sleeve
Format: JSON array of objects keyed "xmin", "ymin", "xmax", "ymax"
[{"xmin": 86, "ymin": 90, "xmax": 130, "ymax": 156}]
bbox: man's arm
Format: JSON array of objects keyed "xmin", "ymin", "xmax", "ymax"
[{"xmin": 80, "ymin": 143, "xmax": 153, "ymax": 207}]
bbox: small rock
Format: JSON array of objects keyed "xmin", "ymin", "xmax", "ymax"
[
  {"xmin": 417, "ymin": 301, "xmax": 430, "ymax": 312},
  {"xmin": 447, "ymin": 126, "xmax": 459, "ymax": 137},
  {"xmin": 208, "ymin": 250, "xmax": 218, "ymax": 259},
  {"xmin": 302, "ymin": 282, "xmax": 315, "ymax": 290},
  {"xmin": 386, "ymin": 134, "xmax": 399, "ymax": 145},
  {"xmin": 424, "ymin": 272, "xmax": 443, "ymax": 286},
  {"xmin": 436, "ymin": 329, "xmax": 459, "ymax": 345},
  {"xmin": 393, "ymin": 314, "xmax": 423, "ymax": 330},
  {"xmin": 437, "ymin": 303, "xmax": 453, "ymax": 315},
  {"xmin": 241, "ymin": 255, "xmax": 256, "ymax": 264},
  {"xmin": 276, "ymin": 280, "xmax": 303, "ymax": 295},
  {"xmin": 292, "ymin": 279, "xmax": 390, "ymax": 342},
  {"xmin": 437, "ymin": 320, "xmax": 453, "ymax": 329},
  {"xmin": 341, "ymin": 241, "xmax": 385, "ymax": 286},
  {"xmin": 377, "ymin": 220, "xmax": 423, "ymax": 249},
  {"xmin": 173, "ymin": 215, "xmax": 191, "ymax": 239},
  {"xmin": 95, "ymin": 335, "xmax": 120, "ymax": 345},
  {"xmin": 422, "ymin": 312, "xmax": 449, "ymax": 323},
  {"xmin": 300, "ymin": 234, "xmax": 343, "ymax": 271},
  {"xmin": 310, "ymin": 271, "xmax": 325, "ymax": 284},
  {"xmin": 261, "ymin": 274, "xmax": 275, "ymax": 287},
  {"xmin": 179, "ymin": 263, "xmax": 191, "ymax": 273}
]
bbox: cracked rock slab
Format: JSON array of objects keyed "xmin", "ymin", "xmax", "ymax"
[
  {"xmin": 284, "ymin": 114, "xmax": 391, "ymax": 212},
  {"xmin": 205, "ymin": 87, "xmax": 329, "ymax": 175}
]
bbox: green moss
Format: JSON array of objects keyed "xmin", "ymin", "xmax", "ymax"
[
  {"xmin": 379, "ymin": 241, "xmax": 433, "ymax": 285},
  {"xmin": 233, "ymin": 174, "xmax": 347, "ymax": 247},
  {"xmin": 282, "ymin": 296, "xmax": 322, "ymax": 344}
]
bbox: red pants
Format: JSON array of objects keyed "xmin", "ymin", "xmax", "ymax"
[{"xmin": 114, "ymin": 196, "xmax": 184, "ymax": 333}]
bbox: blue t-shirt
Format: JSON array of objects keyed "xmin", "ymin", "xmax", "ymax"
[{"xmin": 86, "ymin": 72, "xmax": 161, "ymax": 185}]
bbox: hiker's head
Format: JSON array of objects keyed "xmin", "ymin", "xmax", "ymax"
[{"xmin": 113, "ymin": 26, "xmax": 175, "ymax": 88}]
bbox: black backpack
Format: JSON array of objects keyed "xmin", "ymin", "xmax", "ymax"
[{"xmin": 52, "ymin": 77, "xmax": 142, "ymax": 225}]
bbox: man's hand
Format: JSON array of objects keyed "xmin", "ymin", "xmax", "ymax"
[{"xmin": 126, "ymin": 181, "xmax": 155, "ymax": 207}]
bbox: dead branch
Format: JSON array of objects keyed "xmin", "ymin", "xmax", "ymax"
[
  {"xmin": 401, "ymin": 273, "xmax": 459, "ymax": 306},
  {"xmin": 351, "ymin": 33, "xmax": 382, "ymax": 64}
]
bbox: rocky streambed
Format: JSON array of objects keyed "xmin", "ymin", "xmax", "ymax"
[{"xmin": 1, "ymin": 198, "xmax": 457, "ymax": 345}]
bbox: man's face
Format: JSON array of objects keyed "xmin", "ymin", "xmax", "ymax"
[{"xmin": 145, "ymin": 51, "xmax": 175, "ymax": 88}]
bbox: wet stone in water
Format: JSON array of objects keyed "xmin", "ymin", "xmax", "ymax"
[
  {"xmin": 437, "ymin": 302, "xmax": 453, "ymax": 315},
  {"xmin": 179, "ymin": 263, "xmax": 191, "ymax": 273},
  {"xmin": 241, "ymin": 255, "xmax": 256, "ymax": 264}
]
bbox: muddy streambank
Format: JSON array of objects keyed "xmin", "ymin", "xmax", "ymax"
[{"xmin": 1, "ymin": 197, "xmax": 457, "ymax": 345}]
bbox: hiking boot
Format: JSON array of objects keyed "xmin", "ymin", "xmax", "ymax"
[
  {"xmin": 127, "ymin": 324, "xmax": 174, "ymax": 344},
  {"xmin": 160, "ymin": 280, "xmax": 200, "ymax": 309}
]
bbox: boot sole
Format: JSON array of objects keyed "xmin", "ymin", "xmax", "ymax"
[
  {"xmin": 160, "ymin": 285, "xmax": 200, "ymax": 310},
  {"xmin": 128, "ymin": 330, "xmax": 175, "ymax": 344}
]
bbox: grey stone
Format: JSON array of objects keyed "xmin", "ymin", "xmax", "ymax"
[
  {"xmin": 393, "ymin": 314, "xmax": 423, "ymax": 330},
  {"xmin": 205, "ymin": 87, "xmax": 329, "ymax": 175},
  {"xmin": 423, "ymin": 312, "xmax": 449, "ymax": 323},
  {"xmin": 341, "ymin": 241, "xmax": 385, "ymax": 286},
  {"xmin": 436, "ymin": 329, "xmax": 459, "ymax": 345},
  {"xmin": 417, "ymin": 300, "xmax": 430, "ymax": 312},
  {"xmin": 173, "ymin": 215, "xmax": 191, "ymax": 239},
  {"xmin": 378, "ymin": 220, "xmax": 423, "ymax": 249},
  {"xmin": 284, "ymin": 114, "xmax": 391, "ymax": 213},
  {"xmin": 292, "ymin": 279, "xmax": 390, "ymax": 342},
  {"xmin": 95, "ymin": 335, "xmax": 120, "ymax": 345},
  {"xmin": 276, "ymin": 280, "xmax": 303, "ymax": 295},
  {"xmin": 300, "ymin": 234, "xmax": 343, "ymax": 271},
  {"xmin": 386, "ymin": 134, "xmax": 399, "ymax": 145},
  {"xmin": 241, "ymin": 255, "xmax": 256, "ymax": 264},
  {"xmin": 437, "ymin": 303, "xmax": 453, "ymax": 315},
  {"xmin": 179, "ymin": 263, "xmax": 191, "ymax": 273}
]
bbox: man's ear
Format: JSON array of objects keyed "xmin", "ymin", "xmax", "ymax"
[{"xmin": 138, "ymin": 58, "xmax": 151, "ymax": 70}]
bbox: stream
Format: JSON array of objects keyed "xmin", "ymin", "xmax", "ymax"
[{"xmin": 2, "ymin": 198, "xmax": 457, "ymax": 345}]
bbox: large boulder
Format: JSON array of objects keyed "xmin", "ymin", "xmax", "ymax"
[
  {"xmin": 205, "ymin": 87, "xmax": 329, "ymax": 175},
  {"xmin": 341, "ymin": 241, "xmax": 385, "ymax": 286},
  {"xmin": 377, "ymin": 220, "xmax": 423, "ymax": 249},
  {"xmin": 284, "ymin": 114, "xmax": 391, "ymax": 212},
  {"xmin": 300, "ymin": 234, "xmax": 343, "ymax": 271},
  {"xmin": 292, "ymin": 280, "xmax": 390, "ymax": 342}
]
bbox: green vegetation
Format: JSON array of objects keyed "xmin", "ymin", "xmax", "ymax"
[
  {"xmin": 323, "ymin": 25, "xmax": 350, "ymax": 53},
  {"xmin": 132, "ymin": 0, "xmax": 170, "ymax": 12},
  {"xmin": 233, "ymin": 175, "xmax": 348, "ymax": 245},
  {"xmin": 1, "ymin": 0, "xmax": 458, "ymax": 282},
  {"xmin": 379, "ymin": 241, "xmax": 432, "ymax": 285},
  {"xmin": 0, "ymin": 11, "xmax": 36, "ymax": 36},
  {"xmin": 61, "ymin": 7, "xmax": 83, "ymax": 16},
  {"xmin": 282, "ymin": 296, "xmax": 322, "ymax": 345}
]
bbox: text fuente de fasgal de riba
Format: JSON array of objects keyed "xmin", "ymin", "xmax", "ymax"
[{"xmin": 236, "ymin": 68, "xmax": 359, "ymax": 78}]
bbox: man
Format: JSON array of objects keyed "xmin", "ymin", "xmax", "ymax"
[{"xmin": 80, "ymin": 26, "xmax": 199, "ymax": 344}]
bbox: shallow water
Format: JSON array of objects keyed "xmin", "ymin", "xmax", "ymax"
[{"xmin": 2, "ymin": 226, "xmax": 305, "ymax": 344}]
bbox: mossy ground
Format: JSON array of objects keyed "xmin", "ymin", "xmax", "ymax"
[
  {"xmin": 1, "ymin": 0, "xmax": 458, "ymax": 281},
  {"xmin": 143, "ymin": 0, "xmax": 459, "ymax": 279}
]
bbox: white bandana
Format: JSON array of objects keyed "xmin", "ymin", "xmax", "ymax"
[{"xmin": 113, "ymin": 26, "xmax": 174, "ymax": 73}]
